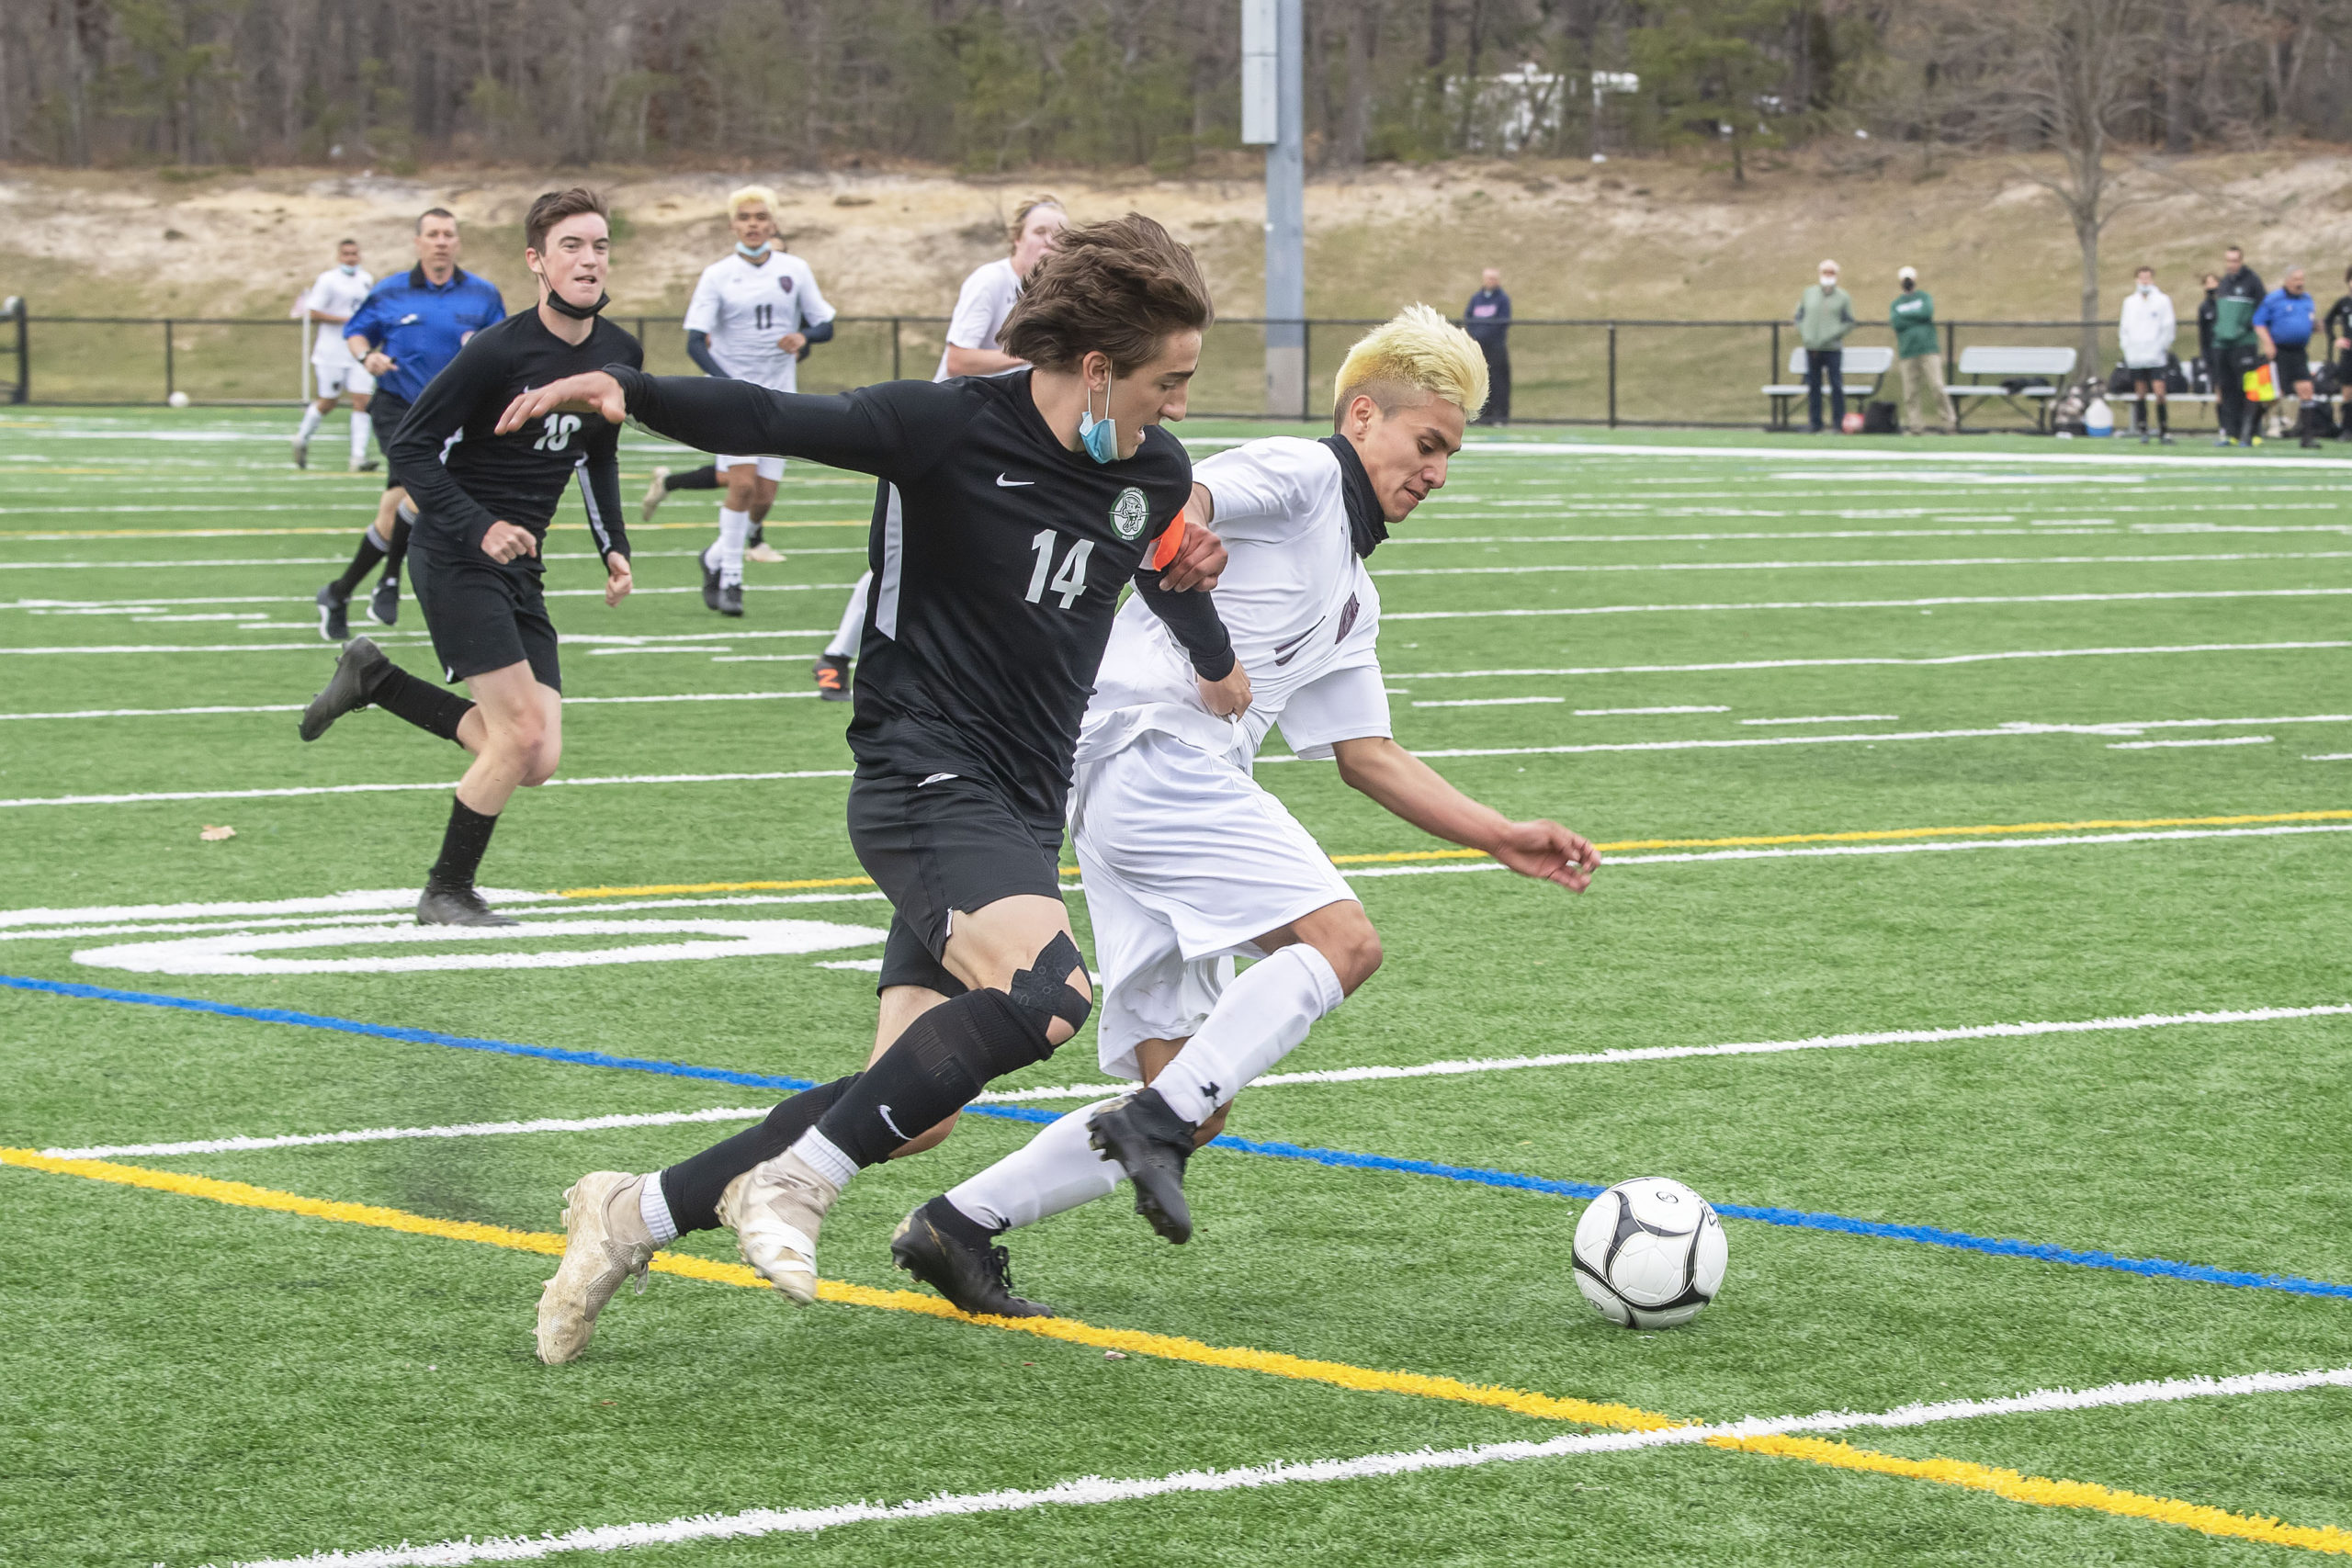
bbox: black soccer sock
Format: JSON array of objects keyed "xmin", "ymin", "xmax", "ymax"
[
  {"xmin": 2134, "ymin": 396, "xmax": 2148, "ymax": 431},
  {"xmin": 366, "ymin": 660, "xmax": 475, "ymax": 743},
  {"xmin": 812, "ymin": 989, "xmax": 1059, "ymax": 1168},
  {"xmin": 2157, "ymin": 401, "xmax": 2169, "ymax": 432},
  {"xmin": 331, "ymin": 529, "xmax": 389, "ymax": 596},
  {"xmin": 381, "ymin": 510, "xmax": 413, "ymax": 586},
  {"xmin": 670, "ymin": 464, "xmax": 721, "ymax": 491},
  {"xmin": 427, "ymin": 796, "xmax": 499, "ymax": 890},
  {"xmin": 658, "ymin": 1073, "xmax": 862, "ymax": 1233}
]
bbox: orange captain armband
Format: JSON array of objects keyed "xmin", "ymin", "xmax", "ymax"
[{"xmin": 1148, "ymin": 512, "xmax": 1188, "ymax": 572}]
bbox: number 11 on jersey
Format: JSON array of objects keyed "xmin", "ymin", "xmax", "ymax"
[{"xmin": 1024, "ymin": 528, "xmax": 1094, "ymax": 610}]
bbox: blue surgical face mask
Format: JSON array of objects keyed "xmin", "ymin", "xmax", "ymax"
[
  {"xmin": 736, "ymin": 240, "xmax": 773, "ymax": 261},
  {"xmin": 338, "ymin": 262, "xmax": 358, "ymax": 276},
  {"xmin": 1077, "ymin": 376, "xmax": 1119, "ymax": 463}
]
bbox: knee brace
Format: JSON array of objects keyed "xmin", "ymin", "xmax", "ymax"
[{"xmin": 1008, "ymin": 930, "xmax": 1092, "ymax": 1039}]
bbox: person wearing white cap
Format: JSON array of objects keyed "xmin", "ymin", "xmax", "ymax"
[{"xmin": 1889, "ymin": 265, "xmax": 1956, "ymax": 434}]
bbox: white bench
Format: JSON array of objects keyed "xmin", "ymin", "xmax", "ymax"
[
  {"xmin": 1764, "ymin": 345, "xmax": 1894, "ymax": 429},
  {"xmin": 1945, "ymin": 346, "xmax": 2077, "ymax": 430}
]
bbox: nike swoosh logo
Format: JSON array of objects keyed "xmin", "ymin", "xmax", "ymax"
[
  {"xmin": 996, "ymin": 474, "xmax": 1035, "ymax": 487},
  {"xmin": 876, "ymin": 1104, "xmax": 911, "ymax": 1143}
]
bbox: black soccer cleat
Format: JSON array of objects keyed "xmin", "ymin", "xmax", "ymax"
[
  {"xmin": 368, "ymin": 573, "xmax": 401, "ymax": 628},
  {"xmin": 716, "ymin": 580, "xmax": 744, "ymax": 617},
  {"xmin": 315, "ymin": 582, "xmax": 351, "ymax": 642},
  {"xmin": 416, "ymin": 883, "xmax": 519, "ymax": 927},
  {"xmin": 890, "ymin": 1197, "xmax": 1053, "ymax": 1318},
  {"xmin": 1087, "ymin": 1088, "xmax": 1196, "ymax": 1244},
  {"xmin": 811, "ymin": 654, "xmax": 852, "ymax": 702},
  {"xmin": 700, "ymin": 553, "xmax": 722, "ymax": 611},
  {"xmin": 299, "ymin": 635, "xmax": 389, "ymax": 741}
]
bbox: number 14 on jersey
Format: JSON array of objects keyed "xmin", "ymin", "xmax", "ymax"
[{"xmin": 1024, "ymin": 529, "xmax": 1094, "ymax": 610}]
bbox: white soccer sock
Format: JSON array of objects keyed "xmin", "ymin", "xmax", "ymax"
[
  {"xmin": 946, "ymin": 1099, "xmax": 1125, "ymax": 1233},
  {"xmin": 826, "ymin": 570, "xmax": 873, "ymax": 659},
  {"xmin": 715, "ymin": 508, "xmax": 752, "ymax": 587},
  {"xmin": 1150, "ymin": 943, "xmax": 1346, "ymax": 1126},
  {"xmin": 639, "ymin": 1170, "xmax": 679, "ymax": 1245},
  {"xmin": 788, "ymin": 1126, "xmax": 857, "ymax": 1189},
  {"xmin": 349, "ymin": 409, "xmax": 370, "ymax": 465},
  {"xmin": 296, "ymin": 404, "xmax": 324, "ymax": 439}
]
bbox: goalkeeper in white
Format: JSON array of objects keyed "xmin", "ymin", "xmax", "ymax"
[{"xmin": 889, "ymin": 306, "xmax": 1602, "ymax": 1316}]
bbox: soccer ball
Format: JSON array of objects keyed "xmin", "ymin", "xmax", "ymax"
[
  {"xmin": 166, "ymin": 390, "xmax": 190, "ymax": 409},
  {"xmin": 1572, "ymin": 1177, "xmax": 1727, "ymax": 1329},
  {"xmin": 1839, "ymin": 410, "xmax": 1864, "ymax": 434}
]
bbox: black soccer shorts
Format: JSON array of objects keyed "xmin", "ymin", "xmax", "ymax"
[
  {"xmin": 2276, "ymin": 344, "xmax": 2312, "ymax": 389},
  {"xmin": 408, "ymin": 544, "xmax": 561, "ymax": 691},
  {"xmin": 848, "ymin": 767, "xmax": 1067, "ymax": 997}
]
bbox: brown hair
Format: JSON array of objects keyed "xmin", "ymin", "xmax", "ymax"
[
  {"xmin": 526, "ymin": 187, "xmax": 608, "ymax": 254},
  {"xmin": 1000, "ymin": 213, "xmax": 1213, "ymax": 373},
  {"xmin": 415, "ymin": 207, "xmax": 457, "ymax": 233}
]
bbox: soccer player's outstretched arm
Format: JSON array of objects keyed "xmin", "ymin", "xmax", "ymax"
[
  {"xmin": 496, "ymin": 367, "xmax": 926, "ymax": 484},
  {"xmin": 1330, "ymin": 730, "xmax": 1600, "ymax": 891}
]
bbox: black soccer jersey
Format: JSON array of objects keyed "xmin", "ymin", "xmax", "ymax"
[
  {"xmin": 391, "ymin": 310, "xmax": 640, "ymax": 565},
  {"xmin": 608, "ymin": 367, "xmax": 1232, "ymax": 827}
]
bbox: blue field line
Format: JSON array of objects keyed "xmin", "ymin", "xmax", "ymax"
[{"xmin": 11, "ymin": 972, "xmax": 2346, "ymax": 1301}]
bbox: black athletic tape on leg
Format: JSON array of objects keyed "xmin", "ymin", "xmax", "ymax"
[
  {"xmin": 1007, "ymin": 930, "xmax": 1091, "ymax": 1033},
  {"xmin": 659, "ymin": 1073, "xmax": 861, "ymax": 1233}
]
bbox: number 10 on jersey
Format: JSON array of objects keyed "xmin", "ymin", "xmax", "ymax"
[{"xmin": 1024, "ymin": 529, "xmax": 1094, "ymax": 609}]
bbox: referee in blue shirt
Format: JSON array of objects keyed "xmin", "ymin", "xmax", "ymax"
[
  {"xmin": 2254, "ymin": 265, "xmax": 2321, "ymax": 446},
  {"xmin": 316, "ymin": 209, "xmax": 506, "ymax": 639}
]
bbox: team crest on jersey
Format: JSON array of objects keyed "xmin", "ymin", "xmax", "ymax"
[
  {"xmin": 778, "ymin": 276, "xmax": 795, "ymax": 293},
  {"xmin": 1110, "ymin": 486, "xmax": 1148, "ymax": 539}
]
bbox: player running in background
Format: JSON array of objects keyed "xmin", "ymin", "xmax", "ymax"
[
  {"xmin": 292, "ymin": 239, "xmax": 378, "ymax": 472},
  {"xmin": 296, "ymin": 189, "xmax": 636, "ymax": 927},
  {"xmin": 895, "ymin": 307, "xmax": 1599, "ymax": 1316},
  {"xmin": 516, "ymin": 215, "xmax": 1238, "ymax": 1363},
  {"xmin": 683, "ymin": 186, "xmax": 837, "ymax": 617},
  {"xmin": 314, "ymin": 209, "xmax": 504, "ymax": 639},
  {"xmin": 812, "ymin": 195, "xmax": 1066, "ymax": 702}
]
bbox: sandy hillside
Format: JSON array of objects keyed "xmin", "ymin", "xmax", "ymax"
[{"xmin": 0, "ymin": 149, "xmax": 2345, "ymax": 326}]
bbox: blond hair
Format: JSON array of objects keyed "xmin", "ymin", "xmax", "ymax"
[
  {"xmin": 728, "ymin": 185, "xmax": 778, "ymax": 218},
  {"xmin": 1009, "ymin": 195, "xmax": 1066, "ymax": 247},
  {"xmin": 1331, "ymin": 303, "xmax": 1488, "ymax": 424}
]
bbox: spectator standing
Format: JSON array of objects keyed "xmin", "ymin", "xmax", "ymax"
[
  {"xmin": 2118, "ymin": 265, "xmax": 2177, "ymax": 445},
  {"xmin": 2323, "ymin": 264, "xmax": 2352, "ymax": 442},
  {"xmin": 1464, "ymin": 267, "xmax": 1512, "ymax": 424},
  {"xmin": 1888, "ymin": 265, "xmax": 1956, "ymax": 434},
  {"xmin": 2196, "ymin": 273, "xmax": 2220, "ymax": 378},
  {"xmin": 1796, "ymin": 259, "xmax": 1857, "ymax": 433},
  {"xmin": 2255, "ymin": 265, "xmax": 2323, "ymax": 447},
  {"xmin": 2211, "ymin": 246, "xmax": 2266, "ymax": 446}
]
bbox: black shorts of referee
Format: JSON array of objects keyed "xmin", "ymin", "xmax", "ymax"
[
  {"xmin": 409, "ymin": 544, "xmax": 561, "ymax": 693},
  {"xmin": 854, "ymin": 766, "xmax": 1068, "ymax": 998},
  {"xmin": 2275, "ymin": 343, "xmax": 2313, "ymax": 389}
]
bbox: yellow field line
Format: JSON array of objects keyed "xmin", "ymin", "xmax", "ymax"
[
  {"xmin": 554, "ymin": 809, "xmax": 2352, "ymax": 897},
  {"xmin": 8, "ymin": 1145, "xmax": 2345, "ymax": 1552},
  {"xmin": 1713, "ymin": 1434, "xmax": 2352, "ymax": 1554}
]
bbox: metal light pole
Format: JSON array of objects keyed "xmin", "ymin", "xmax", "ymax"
[{"xmin": 1243, "ymin": 0, "xmax": 1305, "ymax": 418}]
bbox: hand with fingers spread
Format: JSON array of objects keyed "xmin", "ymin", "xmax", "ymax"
[
  {"xmin": 1492, "ymin": 818, "xmax": 1602, "ymax": 892},
  {"xmin": 481, "ymin": 520, "xmax": 538, "ymax": 564},
  {"xmin": 496, "ymin": 371, "xmax": 628, "ymax": 436}
]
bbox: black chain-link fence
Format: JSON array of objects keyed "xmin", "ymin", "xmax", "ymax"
[{"xmin": 0, "ymin": 304, "xmax": 2232, "ymax": 433}]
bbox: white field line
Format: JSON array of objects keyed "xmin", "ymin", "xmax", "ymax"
[
  {"xmin": 1368, "ymin": 548, "xmax": 2352, "ymax": 579},
  {"xmin": 2110, "ymin": 737, "xmax": 2273, "ymax": 750},
  {"xmin": 219, "ymin": 1365, "xmax": 2352, "ymax": 1568},
  {"xmin": 1577, "ymin": 705, "xmax": 1731, "ymax": 715},
  {"xmin": 0, "ymin": 628, "xmax": 832, "ymax": 655},
  {"xmin": 1740, "ymin": 715, "xmax": 1900, "ymax": 726},
  {"xmin": 1385, "ymin": 587, "xmax": 2352, "ymax": 623},
  {"xmin": 1386, "ymin": 641, "xmax": 2352, "ymax": 680},
  {"xmin": 1410, "ymin": 696, "xmax": 1564, "ymax": 707},
  {"xmin": 44, "ymin": 1106, "xmax": 776, "ymax": 1160},
  {"xmin": 1442, "ymin": 438, "xmax": 2352, "ymax": 470},
  {"xmin": 1328, "ymin": 824, "xmax": 2352, "ymax": 878},
  {"xmin": 980, "ymin": 1000, "xmax": 2352, "ymax": 1100},
  {"xmin": 12, "ymin": 722, "xmax": 2339, "ymax": 810},
  {"xmin": 0, "ymin": 547, "xmax": 862, "ymax": 571},
  {"xmin": 0, "ymin": 691, "xmax": 826, "ymax": 722},
  {"xmin": 0, "ymin": 889, "xmax": 888, "ymax": 943},
  {"xmin": 2308, "ymin": 752, "xmax": 2352, "ymax": 761},
  {"xmin": 8, "ymin": 582, "xmax": 855, "ymax": 610}
]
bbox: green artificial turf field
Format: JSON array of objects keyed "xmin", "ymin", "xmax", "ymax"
[{"xmin": 2, "ymin": 407, "xmax": 2349, "ymax": 1566}]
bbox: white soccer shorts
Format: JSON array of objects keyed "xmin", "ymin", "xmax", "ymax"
[
  {"xmin": 716, "ymin": 454, "xmax": 786, "ymax": 479},
  {"xmin": 1070, "ymin": 730, "xmax": 1357, "ymax": 1080},
  {"xmin": 313, "ymin": 362, "xmax": 375, "ymax": 398}
]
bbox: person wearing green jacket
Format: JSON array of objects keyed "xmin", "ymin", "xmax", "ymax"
[
  {"xmin": 1890, "ymin": 265, "xmax": 1957, "ymax": 434},
  {"xmin": 1795, "ymin": 259, "xmax": 1857, "ymax": 432}
]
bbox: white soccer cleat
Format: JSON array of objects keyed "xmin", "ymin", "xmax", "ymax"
[
  {"xmin": 717, "ymin": 1150, "xmax": 840, "ymax": 1304},
  {"xmin": 639, "ymin": 466, "xmax": 670, "ymax": 523},
  {"xmin": 535, "ymin": 1170, "xmax": 659, "ymax": 1364}
]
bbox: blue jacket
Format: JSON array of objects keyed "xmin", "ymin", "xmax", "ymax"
[
  {"xmin": 2252, "ymin": 287, "xmax": 2316, "ymax": 349},
  {"xmin": 1463, "ymin": 288, "xmax": 1511, "ymax": 347},
  {"xmin": 345, "ymin": 265, "xmax": 508, "ymax": 403}
]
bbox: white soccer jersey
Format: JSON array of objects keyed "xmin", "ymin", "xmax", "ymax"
[
  {"xmin": 305, "ymin": 266, "xmax": 375, "ymax": 367},
  {"xmin": 933, "ymin": 257, "xmax": 1023, "ymax": 380},
  {"xmin": 683, "ymin": 251, "xmax": 836, "ymax": 392},
  {"xmin": 1076, "ymin": 434, "xmax": 1390, "ymax": 771}
]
